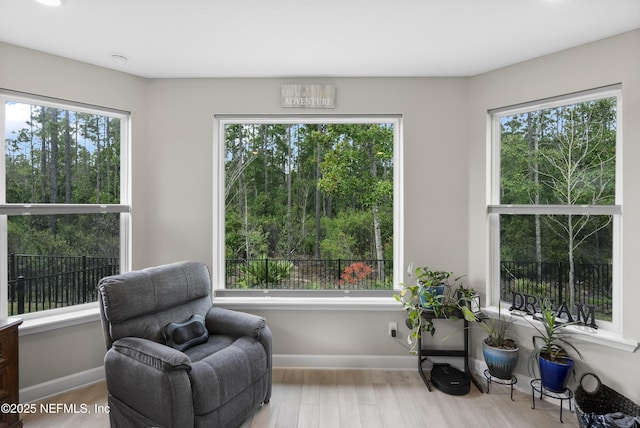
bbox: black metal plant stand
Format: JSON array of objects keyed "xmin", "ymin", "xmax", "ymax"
[
  {"xmin": 484, "ymin": 369, "xmax": 517, "ymax": 400},
  {"xmin": 530, "ymin": 379, "xmax": 573, "ymax": 423},
  {"xmin": 417, "ymin": 310, "xmax": 483, "ymax": 393}
]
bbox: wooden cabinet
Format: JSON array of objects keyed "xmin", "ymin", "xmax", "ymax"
[{"xmin": 0, "ymin": 319, "xmax": 22, "ymax": 428}]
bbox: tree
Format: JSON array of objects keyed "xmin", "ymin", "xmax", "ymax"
[
  {"xmin": 5, "ymin": 103, "xmax": 122, "ymax": 258},
  {"xmin": 500, "ymin": 98, "xmax": 616, "ymax": 310},
  {"xmin": 318, "ymin": 124, "xmax": 393, "ymax": 281},
  {"xmin": 536, "ymin": 99, "xmax": 616, "ymax": 309}
]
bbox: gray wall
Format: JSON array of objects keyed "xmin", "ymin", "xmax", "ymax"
[{"xmin": 1, "ymin": 28, "xmax": 639, "ymax": 404}]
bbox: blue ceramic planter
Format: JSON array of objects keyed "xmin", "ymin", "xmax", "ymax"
[
  {"xmin": 419, "ymin": 284, "xmax": 445, "ymax": 309},
  {"xmin": 539, "ymin": 356, "xmax": 574, "ymax": 392},
  {"xmin": 482, "ymin": 339, "xmax": 519, "ymax": 380}
]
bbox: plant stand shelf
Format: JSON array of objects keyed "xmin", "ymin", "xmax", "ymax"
[
  {"xmin": 417, "ymin": 311, "xmax": 483, "ymax": 393},
  {"xmin": 484, "ymin": 369, "xmax": 517, "ymax": 400},
  {"xmin": 530, "ymin": 378, "xmax": 573, "ymax": 423}
]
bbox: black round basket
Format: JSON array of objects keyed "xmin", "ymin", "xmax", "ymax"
[{"xmin": 575, "ymin": 373, "xmax": 640, "ymax": 428}]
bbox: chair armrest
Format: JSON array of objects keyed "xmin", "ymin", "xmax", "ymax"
[
  {"xmin": 111, "ymin": 337, "xmax": 192, "ymax": 372},
  {"xmin": 106, "ymin": 337, "xmax": 194, "ymax": 427},
  {"xmin": 206, "ymin": 306, "xmax": 266, "ymax": 339},
  {"xmin": 206, "ymin": 307, "xmax": 273, "ymax": 403}
]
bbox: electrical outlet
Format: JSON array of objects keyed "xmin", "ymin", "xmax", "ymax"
[{"xmin": 388, "ymin": 322, "xmax": 397, "ymax": 337}]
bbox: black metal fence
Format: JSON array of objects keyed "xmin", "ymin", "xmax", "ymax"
[
  {"xmin": 501, "ymin": 260, "xmax": 612, "ymax": 316},
  {"xmin": 8, "ymin": 253, "xmax": 119, "ymax": 316},
  {"xmin": 7, "ymin": 255, "xmax": 611, "ymax": 316},
  {"xmin": 226, "ymin": 258, "xmax": 394, "ymax": 290}
]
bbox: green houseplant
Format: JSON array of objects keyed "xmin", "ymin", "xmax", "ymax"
[
  {"xmin": 479, "ymin": 302, "xmax": 519, "ymax": 380},
  {"xmin": 528, "ymin": 302, "xmax": 583, "ymax": 392},
  {"xmin": 456, "ymin": 283, "xmax": 481, "ymax": 314},
  {"xmin": 395, "ymin": 266, "xmax": 475, "ymax": 354},
  {"xmin": 414, "ymin": 266, "xmax": 450, "ymax": 309}
]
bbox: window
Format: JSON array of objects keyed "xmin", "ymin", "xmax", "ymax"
[
  {"xmin": 214, "ymin": 116, "xmax": 403, "ymax": 295},
  {"xmin": 1, "ymin": 91, "xmax": 130, "ymax": 319},
  {"xmin": 488, "ymin": 86, "xmax": 621, "ymax": 330}
]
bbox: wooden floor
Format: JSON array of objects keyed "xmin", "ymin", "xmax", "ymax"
[{"xmin": 21, "ymin": 368, "xmax": 579, "ymax": 427}]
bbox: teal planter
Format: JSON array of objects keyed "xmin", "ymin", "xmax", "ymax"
[
  {"xmin": 482, "ymin": 339, "xmax": 519, "ymax": 380},
  {"xmin": 420, "ymin": 284, "xmax": 445, "ymax": 309},
  {"xmin": 539, "ymin": 356, "xmax": 574, "ymax": 392}
]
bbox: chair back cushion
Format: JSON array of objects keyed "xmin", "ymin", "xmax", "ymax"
[{"xmin": 98, "ymin": 260, "xmax": 213, "ymax": 349}]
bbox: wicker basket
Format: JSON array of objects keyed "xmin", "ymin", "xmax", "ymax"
[{"xmin": 575, "ymin": 373, "xmax": 640, "ymax": 428}]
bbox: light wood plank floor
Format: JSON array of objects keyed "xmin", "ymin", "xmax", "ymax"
[{"xmin": 21, "ymin": 368, "xmax": 579, "ymax": 427}]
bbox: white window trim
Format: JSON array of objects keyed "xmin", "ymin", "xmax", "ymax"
[
  {"xmin": 487, "ymin": 84, "xmax": 623, "ymax": 333},
  {"xmin": 212, "ymin": 114, "xmax": 404, "ymax": 303},
  {"xmin": 482, "ymin": 305, "xmax": 637, "ymax": 353},
  {"xmin": 0, "ymin": 90, "xmax": 132, "ymax": 322}
]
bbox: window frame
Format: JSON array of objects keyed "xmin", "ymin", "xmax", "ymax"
[
  {"xmin": 212, "ymin": 114, "xmax": 404, "ymax": 300},
  {"xmin": 0, "ymin": 90, "xmax": 132, "ymax": 321},
  {"xmin": 487, "ymin": 84, "xmax": 622, "ymax": 332}
]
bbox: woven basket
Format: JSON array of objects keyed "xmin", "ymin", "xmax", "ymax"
[{"xmin": 575, "ymin": 373, "xmax": 640, "ymax": 428}]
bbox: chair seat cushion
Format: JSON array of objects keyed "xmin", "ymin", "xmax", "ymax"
[
  {"xmin": 187, "ymin": 336, "xmax": 268, "ymax": 415},
  {"xmin": 163, "ymin": 314, "xmax": 208, "ymax": 352}
]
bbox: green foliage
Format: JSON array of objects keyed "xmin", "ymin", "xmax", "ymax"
[
  {"xmin": 527, "ymin": 301, "xmax": 583, "ymax": 377},
  {"xmin": 239, "ymin": 258, "xmax": 294, "ymax": 288},
  {"xmin": 478, "ymin": 302, "xmax": 516, "ymax": 349},
  {"xmin": 413, "ymin": 266, "xmax": 453, "ymax": 287},
  {"xmin": 499, "ymin": 98, "xmax": 618, "ymax": 317},
  {"xmin": 319, "ymin": 210, "xmax": 375, "ymax": 260},
  {"xmin": 224, "ymin": 123, "xmax": 394, "ymax": 265},
  {"xmin": 499, "ymin": 98, "xmax": 617, "ymax": 267},
  {"xmin": 395, "ymin": 267, "xmax": 476, "ymax": 354},
  {"xmin": 320, "ymin": 229, "xmax": 355, "ymax": 260},
  {"xmin": 513, "ymin": 277, "xmax": 553, "ymax": 298},
  {"xmin": 4, "ymin": 102, "xmax": 121, "ymax": 259},
  {"xmin": 394, "ymin": 283, "xmax": 428, "ymax": 353}
]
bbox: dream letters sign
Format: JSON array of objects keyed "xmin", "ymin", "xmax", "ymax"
[
  {"xmin": 510, "ymin": 291, "xmax": 598, "ymax": 328},
  {"xmin": 281, "ymin": 84, "xmax": 336, "ymax": 108}
]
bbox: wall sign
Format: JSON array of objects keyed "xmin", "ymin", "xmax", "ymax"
[
  {"xmin": 281, "ymin": 84, "xmax": 336, "ymax": 109},
  {"xmin": 510, "ymin": 291, "xmax": 597, "ymax": 328}
]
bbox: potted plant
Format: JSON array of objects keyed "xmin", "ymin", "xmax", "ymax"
[
  {"xmin": 456, "ymin": 284, "xmax": 481, "ymax": 315},
  {"xmin": 395, "ymin": 266, "xmax": 475, "ymax": 354},
  {"xmin": 528, "ymin": 301, "xmax": 583, "ymax": 392},
  {"xmin": 413, "ymin": 266, "xmax": 452, "ymax": 309},
  {"xmin": 478, "ymin": 302, "xmax": 519, "ymax": 380},
  {"xmin": 394, "ymin": 282, "xmax": 432, "ymax": 354}
]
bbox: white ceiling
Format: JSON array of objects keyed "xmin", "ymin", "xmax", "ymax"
[{"xmin": 1, "ymin": 0, "xmax": 639, "ymax": 79}]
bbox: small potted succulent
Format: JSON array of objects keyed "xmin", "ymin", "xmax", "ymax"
[{"xmin": 456, "ymin": 284, "xmax": 481, "ymax": 315}]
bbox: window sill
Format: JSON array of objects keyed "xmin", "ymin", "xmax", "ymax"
[
  {"xmin": 11, "ymin": 295, "xmax": 403, "ymax": 336},
  {"xmin": 13, "ymin": 304, "xmax": 101, "ymax": 336},
  {"xmin": 213, "ymin": 295, "xmax": 403, "ymax": 311},
  {"xmin": 483, "ymin": 306, "xmax": 638, "ymax": 353}
]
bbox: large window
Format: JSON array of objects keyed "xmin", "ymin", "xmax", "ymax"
[
  {"xmin": 489, "ymin": 86, "xmax": 621, "ymax": 329},
  {"xmin": 214, "ymin": 116, "xmax": 402, "ymax": 294},
  {"xmin": 1, "ymin": 91, "xmax": 130, "ymax": 318}
]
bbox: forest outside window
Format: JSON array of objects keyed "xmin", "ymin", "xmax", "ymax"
[
  {"xmin": 214, "ymin": 116, "xmax": 402, "ymax": 296},
  {"xmin": 0, "ymin": 91, "xmax": 130, "ymax": 319},
  {"xmin": 488, "ymin": 85, "xmax": 621, "ymax": 331}
]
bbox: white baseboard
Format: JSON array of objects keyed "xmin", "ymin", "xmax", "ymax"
[
  {"xmin": 273, "ymin": 354, "xmax": 495, "ymax": 374},
  {"xmin": 273, "ymin": 354, "xmax": 416, "ymax": 369},
  {"xmin": 20, "ymin": 366, "xmax": 105, "ymax": 404}
]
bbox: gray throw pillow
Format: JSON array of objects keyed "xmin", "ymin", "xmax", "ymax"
[{"xmin": 163, "ymin": 314, "xmax": 208, "ymax": 351}]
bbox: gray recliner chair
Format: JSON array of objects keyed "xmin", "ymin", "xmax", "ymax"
[{"xmin": 98, "ymin": 260, "xmax": 272, "ymax": 428}]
